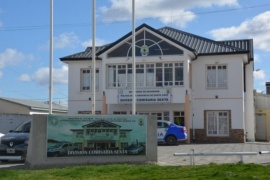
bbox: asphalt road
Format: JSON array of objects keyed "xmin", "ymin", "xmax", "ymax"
[{"xmin": 1, "ymin": 142, "xmax": 270, "ymax": 169}]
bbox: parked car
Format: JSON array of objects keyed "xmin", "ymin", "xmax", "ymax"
[
  {"xmin": 124, "ymin": 144, "xmax": 144, "ymax": 155},
  {"xmin": 47, "ymin": 143, "xmax": 79, "ymax": 157},
  {"xmin": 157, "ymin": 120, "xmax": 187, "ymax": 145},
  {"xmin": 0, "ymin": 133, "xmax": 4, "ymax": 141},
  {"xmin": 0, "ymin": 121, "xmax": 31, "ymax": 162}
]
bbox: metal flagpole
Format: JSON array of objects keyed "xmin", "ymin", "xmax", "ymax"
[
  {"xmin": 132, "ymin": 0, "xmax": 136, "ymax": 115},
  {"xmin": 91, "ymin": 0, "xmax": 96, "ymax": 115},
  {"xmin": 49, "ymin": 0, "xmax": 53, "ymax": 114}
]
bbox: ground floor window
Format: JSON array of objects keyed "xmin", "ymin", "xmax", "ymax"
[
  {"xmin": 113, "ymin": 111, "xmax": 127, "ymax": 114},
  {"xmin": 137, "ymin": 111, "xmax": 169, "ymax": 121},
  {"xmin": 174, "ymin": 111, "xmax": 185, "ymax": 126},
  {"xmin": 78, "ymin": 111, "xmax": 101, "ymax": 114},
  {"xmin": 206, "ymin": 111, "xmax": 229, "ymax": 136}
]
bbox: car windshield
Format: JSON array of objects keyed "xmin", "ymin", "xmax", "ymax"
[{"xmin": 11, "ymin": 122, "xmax": 31, "ymax": 133}]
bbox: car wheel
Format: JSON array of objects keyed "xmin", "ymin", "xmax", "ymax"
[{"xmin": 166, "ymin": 135, "xmax": 177, "ymax": 145}]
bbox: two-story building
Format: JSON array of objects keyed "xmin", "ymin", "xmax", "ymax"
[{"xmin": 60, "ymin": 23, "xmax": 254, "ymax": 143}]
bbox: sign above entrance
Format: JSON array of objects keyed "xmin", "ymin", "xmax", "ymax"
[{"xmin": 118, "ymin": 88, "xmax": 171, "ymax": 104}]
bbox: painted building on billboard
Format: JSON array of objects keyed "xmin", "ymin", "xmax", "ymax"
[
  {"xmin": 70, "ymin": 120, "xmax": 133, "ymax": 150},
  {"xmin": 60, "ymin": 23, "xmax": 254, "ymax": 143}
]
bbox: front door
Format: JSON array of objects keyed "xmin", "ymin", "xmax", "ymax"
[{"xmin": 255, "ymin": 114, "xmax": 267, "ymax": 141}]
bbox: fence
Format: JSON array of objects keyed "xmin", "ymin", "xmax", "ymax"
[{"xmin": 174, "ymin": 149, "xmax": 258, "ymax": 165}]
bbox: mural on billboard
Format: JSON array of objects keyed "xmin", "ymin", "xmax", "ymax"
[{"xmin": 47, "ymin": 115, "xmax": 147, "ymax": 157}]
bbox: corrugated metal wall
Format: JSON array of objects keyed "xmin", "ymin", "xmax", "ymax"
[{"xmin": 0, "ymin": 114, "xmax": 32, "ymax": 134}]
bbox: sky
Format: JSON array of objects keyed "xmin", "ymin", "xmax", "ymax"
[{"xmin": 0, "ymin": 0, "xmax": 270, "ymax": 107}]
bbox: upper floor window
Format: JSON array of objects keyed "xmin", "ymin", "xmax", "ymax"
[
  {"xmin": 107, "ymin": 63, "xmax": 183, "ymax": 88},
  {"xmin": 206, "ymin": 65, "xmax": 227, "ymax": 89},
  {"xmin": 81, "ymin": 69, "xmax": 99, "ymax": 91}
]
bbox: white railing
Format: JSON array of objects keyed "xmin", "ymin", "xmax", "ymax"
[
  {"xmin": 259, "ymin": 151, "xmax": 270, "ymax": 154},
  {"xmin": 174, "ymin": 149, "xmax": 258, "ymax": 165}
]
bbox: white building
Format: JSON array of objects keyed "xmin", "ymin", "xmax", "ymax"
[{"xmin": 60, "ymin": 24, "xmax": 254, "ymax": 143}]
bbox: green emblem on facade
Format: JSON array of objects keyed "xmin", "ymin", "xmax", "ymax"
[{"xmin": 140, "ymin": 45, "xmax": 149, "ymax": 56}]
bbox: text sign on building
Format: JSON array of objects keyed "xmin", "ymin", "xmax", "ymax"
[
  {"xmin": 47, "ymin": 115, "xmax": 147, "ymax": 157},
  {"xmin": 118, "ymin": 89, "xmax": 171, "ymax": 104}
]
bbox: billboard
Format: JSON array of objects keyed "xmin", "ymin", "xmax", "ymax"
[{"xmin": 47, "ymin": 115, "xmax": 147, "ymax": 157}]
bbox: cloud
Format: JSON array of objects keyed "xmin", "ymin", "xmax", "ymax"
[
  {"xmin": 19, "ymin": 65, "xmax": 68, "ymax": 85},
  {"xmin": 0, "ymin": 48, "xmax": 34, "ymax": 78},
  {"xmin": 209, "ymin": 11, "xmax": 270, "ymax": 51},
  {"xmin": 100, "ymin": 0, "xmax": 238, "ymax": 27},
  {"xmin": 0, "ymin": 49, "xmax": 27, "ymax": 67},
  {"xmin": 253, "ymin": 70, "xmax": 265, "ymax": 80},
  {"xmin": 40, "ymin": 32, "xmax": 80, "ymax": 50},
  {"xmin": 54, "ymin": 32, "xmax": 80, "ymax": 49},
  {"xmin": 81, "ymin": 38, "xmax": 108, "ymax": 48}
]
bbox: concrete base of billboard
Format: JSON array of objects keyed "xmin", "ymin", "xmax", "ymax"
[{"xmin": 26, "ymin": 114, "xmax": 157, "ymax": 169}]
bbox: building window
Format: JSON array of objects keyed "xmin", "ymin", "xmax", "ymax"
[
  {"xmin": 206, "ymin": 65, "xmax": 227, "ymax": 88},
  {"xmin": 108, "ymin": 65, "xmax": 117, "ymax": 87},
  {"xmin": 107, "ymin": 63, "xmax": 184, "ymax": 88},
  {"xmin": 164, "ymin": 63, "xmax": 173, "ymax": 86},
  {"xmin": 78, "ymin": 111, "xmax": 101, "ymax": 114},
  {"xmin": 174, "ymin": 111, "xmax": 185, "ymax": 126},
  {"xmin": 207, "ymin": 111, "xmax": 229, "ymax": 136},
  {"xmin": 156, "ymin": 63, "xmax": 163, "ymax": 87},
  {"xmin": 81, "ymin": 69, "xmax": 99, "ymax": 91},
  {"xmin": 137, "ymin": 111, "xmax": 169, "ymax": 121},
  {"xmin": 118, "ymin": 65, "xmax": 126, "ymax": 88},
  {"xmin": 113, "ymin": 111, "xmax": 127, "ymax": 114},
  {"xmin": 175, "ymin": 63, "xmax": 184, "ymax": 85},
  {"xmin": 136, "ymin": 64, "xmax": 144, "ymax": 87},
  {"xmin": 146, "ymin": 64, "xmax": 155, "ymax": 87}
]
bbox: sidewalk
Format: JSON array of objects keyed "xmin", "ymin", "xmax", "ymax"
[{"xmin": 158, "ymin": 142, "xmax": 270, "ymax": 166}]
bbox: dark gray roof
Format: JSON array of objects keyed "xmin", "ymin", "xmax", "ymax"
[
  {"xmin": 60, "ymin": 45, "xmax": 110, "ymax": 61},
  {"xmin": 0, "ymin": 97, "xmax": 67, "ymax": 112},
  {"xmin": 60, "ymin": 23, "xmax": 253, "ymax": 62}
]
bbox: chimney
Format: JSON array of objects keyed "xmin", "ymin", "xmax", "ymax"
[{"xmin": 266, "ymin": 82, "xmax": 270, "ymax": 95}]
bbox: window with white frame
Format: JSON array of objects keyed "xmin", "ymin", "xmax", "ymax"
[
  {"xmin": 136, "ymin": 64, "xmax": 144, "ymax": 87},
  {"xmin": 113, "ymin": 111, "xmax": 127, "ymax": 114},
  {"xmin": 175, "ymin": 63, "xmax": 184, "ymax": 85},
  {"xmin": 107, "ymin": 63, "xmax": 184, "ymax": 88},
  {"xmin": 146, "ymin": 64, "xmax": 155, "ymax": 86},
  {"xmin": 81, "ymin": 69, "xmax": 99, "ymax": 91},
  {"xmin": 207, "ymin": 111, "xmax": 229, "ymax": 136},
  {"xmin": 137, "ymin": 111, "xmax": 169, "ymax": 121},
  {"xmin": 174, "ymin": 111, "xmax": 185, "ymax": 126},
  {"xmin": 206, "ymin": 65, "xmax": 227, "ymax": 88}
]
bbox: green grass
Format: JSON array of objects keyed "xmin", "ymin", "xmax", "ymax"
[{"xmin": 1, "ymin": 163, "xmax": 270, "ymax": 180}]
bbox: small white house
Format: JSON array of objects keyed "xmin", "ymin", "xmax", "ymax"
[{"xmin": 60, "ymin": 24, "xmax": 254, "ymax": 143}]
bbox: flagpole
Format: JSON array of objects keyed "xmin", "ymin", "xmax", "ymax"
[
  {"xmin": 132, "ymin": 0, "xmax": 136, "ymax": 115},
  {"xmin": 92, "ymin": 0, "xmax": 96, "ymax": 115},
  {"xmin": 49, "ymin": 0, "xmax": 53, "ymax": 114}
]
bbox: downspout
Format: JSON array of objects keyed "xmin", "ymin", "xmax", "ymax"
[{"xmin": 190, "ymin": 51, "xmax": 197, "ymax": 141}]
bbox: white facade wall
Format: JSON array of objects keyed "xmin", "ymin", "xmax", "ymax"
[
  {"xmin": 192, "ymin": 55, "xmax": 246, "ymax": 130},
  {"xmin": 245, "ymin": 61, "xmax": 255, "ymax": 141},
  {"xmin": 67, "ymin": 61, "xmax": 103, "ymax": 115}
]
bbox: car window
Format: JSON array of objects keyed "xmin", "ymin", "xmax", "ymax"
[
  {"xmin": 63, "ymin": 144, "xmax": 68, "ymax": 148},
  {"xmin": 157, "ymin": 122, "xmax": 169, "ymax": 128},
  {"xmin": 162, "ymin": 122, "xmax": 169, "ymax": 128},
  {"xmin": 157, "ymin": 122, "xmax": 162, "ymax": 128},
  {"xmin": 14, "ymin": 122, "xmax": 31, "ymax": 133}
]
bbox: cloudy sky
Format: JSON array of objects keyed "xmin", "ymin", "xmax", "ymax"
[{"xmin": 0, "ymin": 0, "xmax": 270, "ymax": 106}]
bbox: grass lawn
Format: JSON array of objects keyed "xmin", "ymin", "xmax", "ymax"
[{"xmin": 1, "ymin": 163, "xmax": 270, "ymax": 180}]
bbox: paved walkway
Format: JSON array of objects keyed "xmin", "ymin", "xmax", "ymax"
[{"xmin": 158, "ymin": 142, "xmax": 270, "ymax": 166}]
